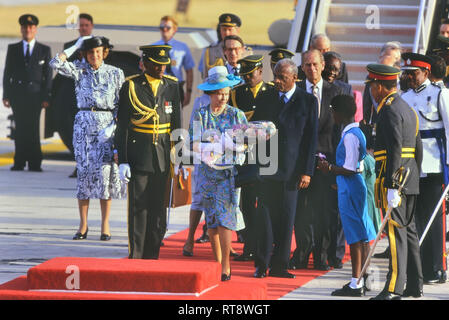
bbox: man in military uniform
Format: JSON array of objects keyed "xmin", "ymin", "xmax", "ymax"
[
  {"xmin": 2, "ymin": 14, "xmax": 52, "ymax": 172},
  {"xmin": 229, "ymin": 54, "xmax": 278, "ymax": 261},
  {"xmin": 198, "ymin": 13, "xmax": 241, "ymax": 79},
  {"xmin": 367, "ymin": 63, "xmax": 423, "ymax": 300},
  {"xmin": 268, "ymin": 48, "xmax": 295, "ymax": 77},
  {"xmin": 115, "ymin": 45, "xmax": 181, "ymax": 259},
  {"xmin": 401, "ymin": 53, "xmax": 448, "ymax": 285}
]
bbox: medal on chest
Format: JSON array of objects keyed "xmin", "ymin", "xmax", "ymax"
[{"xmin": 164, "ymin": 101, "xmax": 173, "ymax": 114}]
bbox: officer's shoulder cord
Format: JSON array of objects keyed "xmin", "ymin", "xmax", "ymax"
[{"xmin": 128, "ymin": 79, "xmax": 161, "ymax": 144}]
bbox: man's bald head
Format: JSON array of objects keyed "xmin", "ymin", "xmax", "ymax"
[
  {"xmin": 310, "ymin": 34, "xmax": 331, "ymax": 53},
  {"xmin": 379, "ymin": 54, "xmax": 397, "ymax": 68}
]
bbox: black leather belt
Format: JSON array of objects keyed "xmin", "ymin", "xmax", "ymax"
[{"xmin": 79, "ymin": 107, "xmax": 112, "ymax": 112}]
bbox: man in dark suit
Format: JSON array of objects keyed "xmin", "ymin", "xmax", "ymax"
[
  {"xmin": 323, "ymin": 51, "xmax": 353, "ymax": 96},
  {"xmin": 115, "ymin": 44, "xmax": 181, "ymax": 259},
  {"xmin": 289, "ymin": 49, "xmax": 343, "ymax": 271},
  {"xmin": 253, "ymin": 58, "xmax": 318, "ymax": 278},
  {"xmin": 322, "ymin": 50, "xmax": 351, "ymax": 269},
  {"xmin": 2, "ymin": 14, "xmax": 52, "ymax": 172},
  {"xmin": 229, "ymin": 54, "xmax": 278, "ymax": 261}
]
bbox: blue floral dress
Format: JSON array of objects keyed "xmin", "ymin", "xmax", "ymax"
[
  {"xmin": 50, "ymin": 55, "xmax": 126, "ymax": 200},
  {"xmin": 190, "ymin": 104, "xmax": 248, "ymax": 230}
]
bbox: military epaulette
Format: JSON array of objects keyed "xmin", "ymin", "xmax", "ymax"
[
  {"xmin": 266, "ymin": 81, "xmax": 275, "ymax": 86},
  {"xmin": 163, "ymin": 74, "xmax": 178, "ymax": 82},
  {"xmin": 414, "ymin": 83, "xmax": 427, "ymax": 93},
  {"xmin": 431, "ymin": 81, "xmax": 446, "ymax": 89},
  {"xmin": 385, "ymin": 96, "xmax": 395, "ymax": 106},
  {"xmin": 232, "ymin": 82, "xmax": 245, "ymax": 90},
  {"xmin": 125, "ymin": 73, "xmax": 140, "ymax": 81}
]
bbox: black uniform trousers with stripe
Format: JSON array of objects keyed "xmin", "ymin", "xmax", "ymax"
[
  {"xmin": 127, "ymin": 160, "xmax": 169, "ymax": 260},
  {"xmin": 384, "ymin": 194, "xmax": 423, "ymax": 295},
  {"xmin": 415, "ymin": 173, "xmax": 447, "ymax": 278}
]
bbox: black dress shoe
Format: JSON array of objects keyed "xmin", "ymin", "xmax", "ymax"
[
  {"xmin": 329, "ymin": 259, "xmax": 343, "ymax": 269},
  {"xmin": 288, "ymin": 258, "xmax": 308, "ymax": 270},
  {"xmin": 100, "ymin": 234, "xmax": 111, "ymax": 241},
  {"xmin": 402, "ymin": 288, "xmax": 423, "ymax": 298},
  {"xmin": 424, "ymin": 270, "xmax": 447, "ymax": 284},
  {"xmin": 314, "ymin": 264, "xmax": 331, "ymax": 271},
  {"xmin": 331, "ymin": 283, "xmax": 365, "ymax": 297},
  {"xmin": 269, "ymin": 269, "xmax": 296, "ymax": 279},
  {"xmin": 230, "ymin": 251, "xmax": 239, "ymax": 257},
  {"xmin": 234, "ymin": 253, "xmax": 254, "ymax": 261},
  {"xmin": 69, "ymin": 168, "xmax": 77, "ymax": 178},
  {"xmin": 10, "ymin": 165, "xmax": 24, "ymax": 171},
  {"xmin": 29, "ymin": 167, "xmax": 43, "ymax": 172},
  {"xmin": 373, "ymin": 248, "xmax": 390, "ymax": 259},
  {"xmin": 195, "ymin": 233, "xmax": 210, "ymax": 243},
  {"xmin": 254, "ymin": 267, "xmax": 267, "ymax": 278},
  {"xmin": 182, "ymin": 249, "xmax": 193, "ymax": 257},
  {"xmin": 370, "ymin": 291, "xmax": 401, "ymax": 300},
  {"xmin": 221, "ymin": 272, "xmax": 231, "ymax": 281},
  {"xmin": 73, "ymin": 228, "xmax": 88, "ymax": 240}
]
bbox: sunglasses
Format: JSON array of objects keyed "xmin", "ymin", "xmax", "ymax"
[{"xmin": 159, "ymin": 25, "xmax": 172, "ymax": 30}]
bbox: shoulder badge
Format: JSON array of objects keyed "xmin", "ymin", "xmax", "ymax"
[
  {"xmin": 385, "ymin": 96, "xmax": 395, "ymax": 106},
  {"xmin": 163, "ymin": 74, "xmax": 179, "ymax": 82},
  {"xmin": 125, "ymin": 73, "xmax": 140, "ymax": 81},
  {"xmin": 266, "ymin": 81, "xmax": 275, "ymax": 86}
]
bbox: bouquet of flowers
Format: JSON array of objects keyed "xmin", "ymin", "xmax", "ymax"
[
  {"xmin": 198, "ymin": 121, "xmax": 277, "ymax": 169},
  {"xmin": 227, "ymin": 121, "xmax": 277, "ymax": 142}
]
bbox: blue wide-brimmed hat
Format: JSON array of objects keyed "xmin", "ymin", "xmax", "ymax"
[{"xmin": 197, "ymin": 66, "xmax": 241, "ymax": 92}]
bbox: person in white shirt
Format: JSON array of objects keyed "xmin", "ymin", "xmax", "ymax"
[
  {"xmin": 318, "ymin": 94, "xmax": 376, "ymax": 296},
  {"xmin": 152, "ymin": 15, "xmax": 195, "ymax": 107},
  {"xmin": 401, "ymin": 52, "xmax": 449, "ymax": 284}
]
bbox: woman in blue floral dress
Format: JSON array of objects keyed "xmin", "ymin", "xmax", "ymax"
[
  {"xmin": 190, "ymin": 66, "xmax": 247, "ymax": 281},
  {"xmin": 50, "ymin": 36, "xmax": 126, "ymax": 241}
]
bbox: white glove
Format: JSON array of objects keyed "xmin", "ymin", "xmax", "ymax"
[
  {"xmin": 119, "ymin": 163, "xmax": 131, "ymax": 183},
  {"xmin": 63, "ymin": 35, "xmax": 92, "ymax": 58},
  {"xmin": 387, "ymin": 189, "xmax": 401, "ymax": 208}
]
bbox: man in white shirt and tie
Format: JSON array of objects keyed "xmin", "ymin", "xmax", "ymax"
[{"xmin": 290, "ymin": 49, "xmax": 344, "ymax": 271}]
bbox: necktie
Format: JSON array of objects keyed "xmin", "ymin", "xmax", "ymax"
[
  {"xmin": 25, "ymin": 43, "xmax": 30, "ymax": 65},
  {"xmin": 280, "ymin": 94, "xmax": 286, "ymax": 105},
  {"xmin": 312, "ymin": 85, "xmax": 321, "ymax": 118}
]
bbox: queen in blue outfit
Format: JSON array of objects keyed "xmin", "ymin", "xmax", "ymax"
[
  {"xmin": 318, "ymin": 95, "xmax": 376, "ymax": 297},
  {"xmin": 190, "ymin": 66, "xmax": 247, "ymax": 281}
]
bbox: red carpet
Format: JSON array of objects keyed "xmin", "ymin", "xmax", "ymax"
[{"xmin": 0, "ymin": 223, "xmax": 349, "ymax": 300}]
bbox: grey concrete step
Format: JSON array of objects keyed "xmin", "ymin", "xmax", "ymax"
[
  {"xmin": 332, "ymin": 41, "xmax": 413, "ymax": 62},
  {"xmin": 326, "ymin": 22, "xmax": 416, "ymax": 43},
  {"xmin": 329, "ymin": 3, "xmax": 419, "ymax": 24},
  {"xmin": 332, "ymin": 0, "xmax": 420, "ymax": 6}
]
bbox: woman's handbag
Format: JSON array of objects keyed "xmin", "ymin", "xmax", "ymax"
[{"xmin": 165, "ymin": 167, "xmax": 192, "ymax": 208}]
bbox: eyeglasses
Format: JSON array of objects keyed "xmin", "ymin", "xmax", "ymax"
[{"xmin": 159, "ymin": 25, "xmax": 172, "ymax": 30}]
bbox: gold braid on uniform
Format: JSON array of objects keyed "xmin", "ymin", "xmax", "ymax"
[{"xmin": 128, "ymin": 79, "xmax": 160, "ymax": 145}]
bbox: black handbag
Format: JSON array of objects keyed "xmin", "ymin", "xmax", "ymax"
[{"xmin": 234, "ymin": 164, "xmax": 264, "ymax": 188}]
